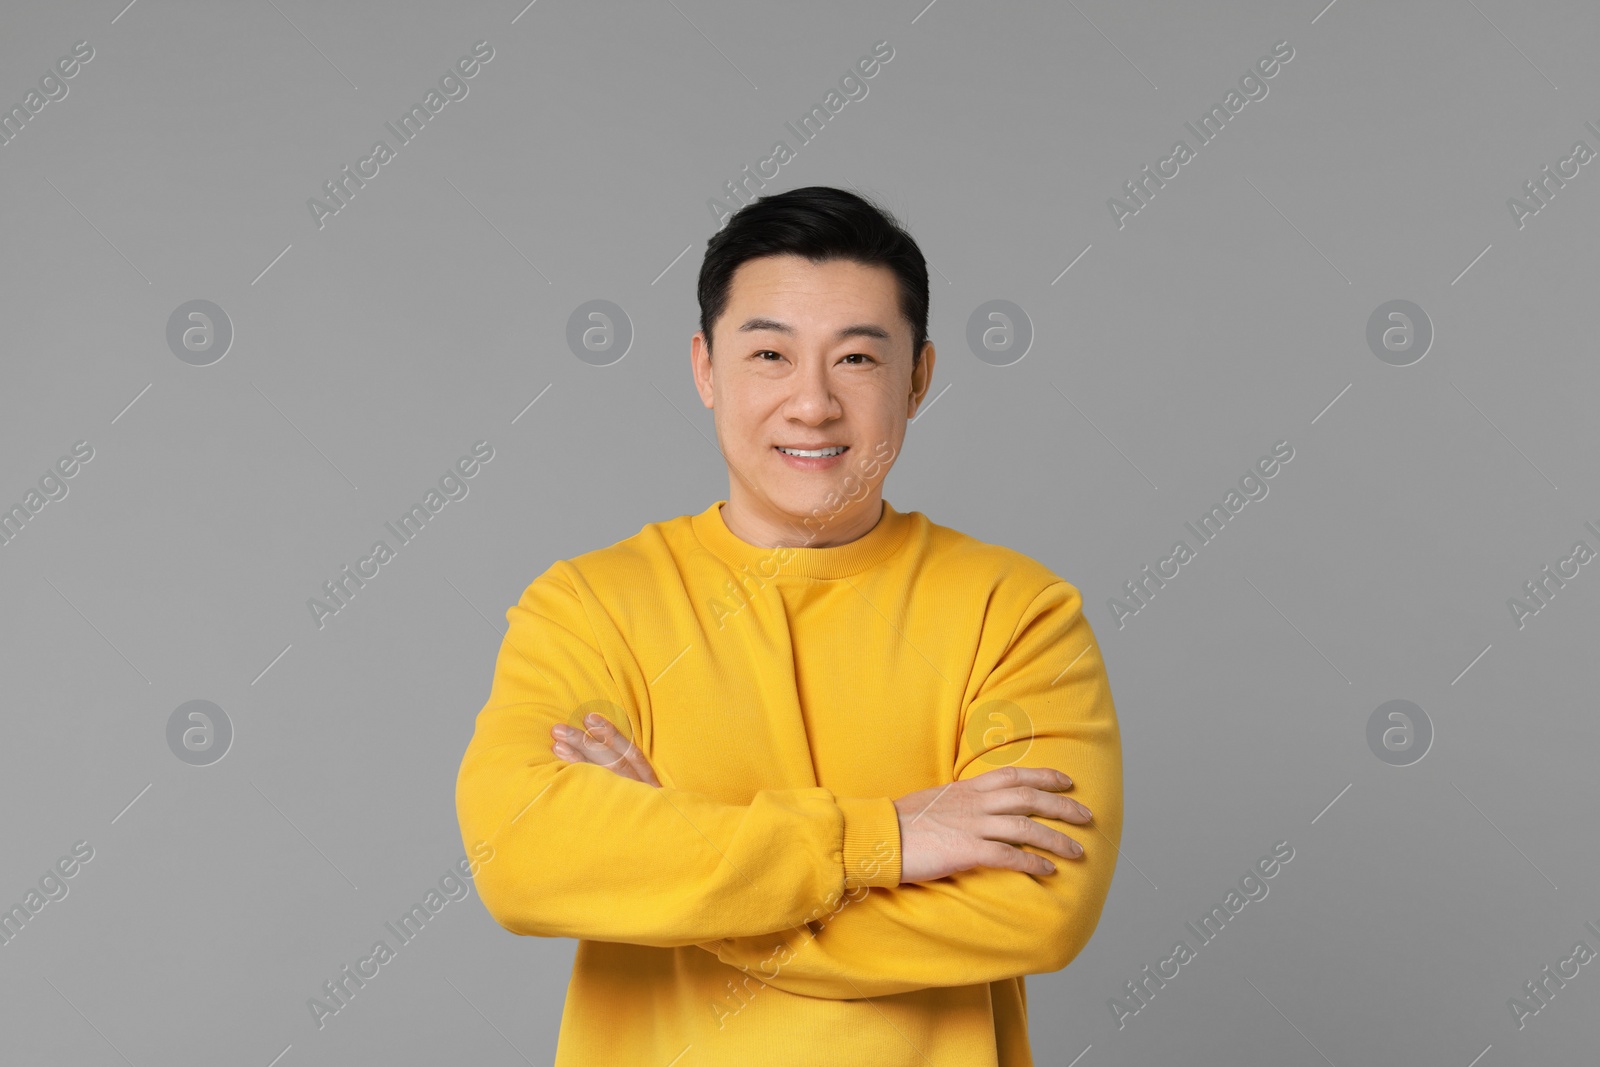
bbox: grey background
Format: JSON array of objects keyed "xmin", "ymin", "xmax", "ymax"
[{"xmin": 3, "ymin": 0, "xmax": 1597, "ymax": 1064}]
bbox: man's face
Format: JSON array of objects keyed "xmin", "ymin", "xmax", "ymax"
[{"xmin": 690, "ymin": 254, "xmax": 934, "ymax": 545}]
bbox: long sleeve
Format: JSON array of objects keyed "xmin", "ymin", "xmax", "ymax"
[
  {"xmin": 455, "ymin": 565, "xmax": 901, "ymax": 949},
  {"xmin": 699, "ymin": 580, "xmax": 1123, "ymax": 999}
]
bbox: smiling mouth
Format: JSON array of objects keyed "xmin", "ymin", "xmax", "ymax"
[{"xmin": 775, "ymin": 445, "xmax": 849, "ymax": 458}]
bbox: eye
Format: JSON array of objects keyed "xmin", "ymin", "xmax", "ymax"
[
  {"xmin": 753, "ymin": 350, "xmax": 783, "ymax": 361},
  {"xmin": 841, "ymin": 353, "xmax": 874, "ymax": 365}
]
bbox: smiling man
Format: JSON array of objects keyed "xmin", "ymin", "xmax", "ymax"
[{"xmin": 455, "ymin": 186, "xmax": 1123, "ymax": 1066}]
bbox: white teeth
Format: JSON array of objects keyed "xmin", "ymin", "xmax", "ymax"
[{"xmin": 778, "ymin": 446, "xmax": 846, "ymax": 458}]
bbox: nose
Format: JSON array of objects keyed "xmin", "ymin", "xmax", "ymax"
[{"xmin": 784, "ymin": 357, "xmax": 842, "ymax": 423}]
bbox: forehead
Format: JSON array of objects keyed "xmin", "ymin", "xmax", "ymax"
[{"xmin": 722, "ymin": 255, "xmax": 902, "ymax": 334}]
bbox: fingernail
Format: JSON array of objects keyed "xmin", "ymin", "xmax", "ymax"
[
  {"xmin": 1079, "ymin": 804, "xmax": 1093, "ymax": 819},
  {"xmin": 1070, "ymin": 841, "xmax": 1083, "ymax": 856},
  {"xmin": 1044, "ymin": 861, "xmax": 1057, "ymax": 873},
  {"xmin": 585, "ymin": 713, "xmax": 603, "ymax": 727}
]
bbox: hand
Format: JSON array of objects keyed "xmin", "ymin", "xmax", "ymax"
[
  {"xmin": 894, "ymin": 765, "xmax": 1090, "ymax": 884},
  {"xmin": 550, "ymin": 714, "xmax": 661, "ymax": 788}
]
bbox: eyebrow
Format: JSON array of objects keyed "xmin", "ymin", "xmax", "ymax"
[{"xmin": 736, "ymin": 318, "xmax": 893, "ymax": 343}]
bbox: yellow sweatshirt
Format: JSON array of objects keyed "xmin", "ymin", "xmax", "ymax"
[{"xmin": 455, "ymin": 498, "xmax": 1123, "ymax": 1066}]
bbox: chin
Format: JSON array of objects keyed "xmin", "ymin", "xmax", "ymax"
[{"xmin": 767, "ymin": 489, "xmax": 828, "ymax": 519}]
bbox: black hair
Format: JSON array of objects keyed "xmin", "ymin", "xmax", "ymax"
[{"xmin": 697, "ymin": 186, "xmax": 929, "ymax": 368}]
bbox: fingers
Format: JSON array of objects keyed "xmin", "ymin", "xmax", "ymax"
[
  {"xmin": 978, "ymin": 838, "xmax": 1062, "ymax": 876},
  {"xmin": 579, "ymin": 715, "xmax": 634, "ymax": 771},
  {"xmin": 550, "ymin": 717, "xmax": 659, "ymax": 787},
  {"xmin": 923, "ymin": 766, "xmax": 1091, "ymax": 869},
  {"xmin": 973, "ymin": 765, "xmax": 1073, "ymax": 792},
  {"xmin": 974, "ymin": 767, "xmax": 1091, "ymax": 824},
  {"xmin": 556, "ymin": 725, "xmax": 616, "ymax": 769},
  {"xmin": 608, "ymin": 728, "xmax": 661, "ymax": 787},
  {"xmin": 550, "ymin": 720, "xmax": 625, "ymax": 770},
  {"xmin": 1010, "ymin": 787, "xmax": 1091, "ymax": 824},
  {"xmin": 972, "ymin": 770, "xmax": 1089, "ymax": 862},
  {"xmin": 983, "ymin": 811, "xmax": 1084, "ymax": 862}
]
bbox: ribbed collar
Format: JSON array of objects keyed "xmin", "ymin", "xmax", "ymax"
[{"xmin": 691, "ymin": 498, "xmax": 912, "ymax": 579}]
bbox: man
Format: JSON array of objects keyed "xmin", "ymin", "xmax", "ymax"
[{"xmin": 455, "ymin": 186, "xmax": 1122, "ymax": 1066}]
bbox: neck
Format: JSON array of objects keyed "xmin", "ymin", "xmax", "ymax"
[{"xmin": 720, "ymin": 484, "xmax": 885, "ymax": 549}]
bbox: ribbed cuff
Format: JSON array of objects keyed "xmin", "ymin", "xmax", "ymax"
[{"xmin": 836, "ymin": 796, "xmax": 902, "ymax": 889}]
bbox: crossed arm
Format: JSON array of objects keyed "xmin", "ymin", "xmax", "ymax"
[
  {"xmin": 525, "ymin": 579, "xmax": 1125, "ymax": 1000},
  {"xmin": 458, "ymin": 567, "xmax": 908, "ymax": 949}
]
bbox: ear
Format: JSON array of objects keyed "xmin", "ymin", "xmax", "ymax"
[
  {"xmin": 907, "ymin": 340, "xmax": 936, "ymax": 418},
  {"xmin": 691, "ymin": 331, "xmax": 715, "ymax": 409}
]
